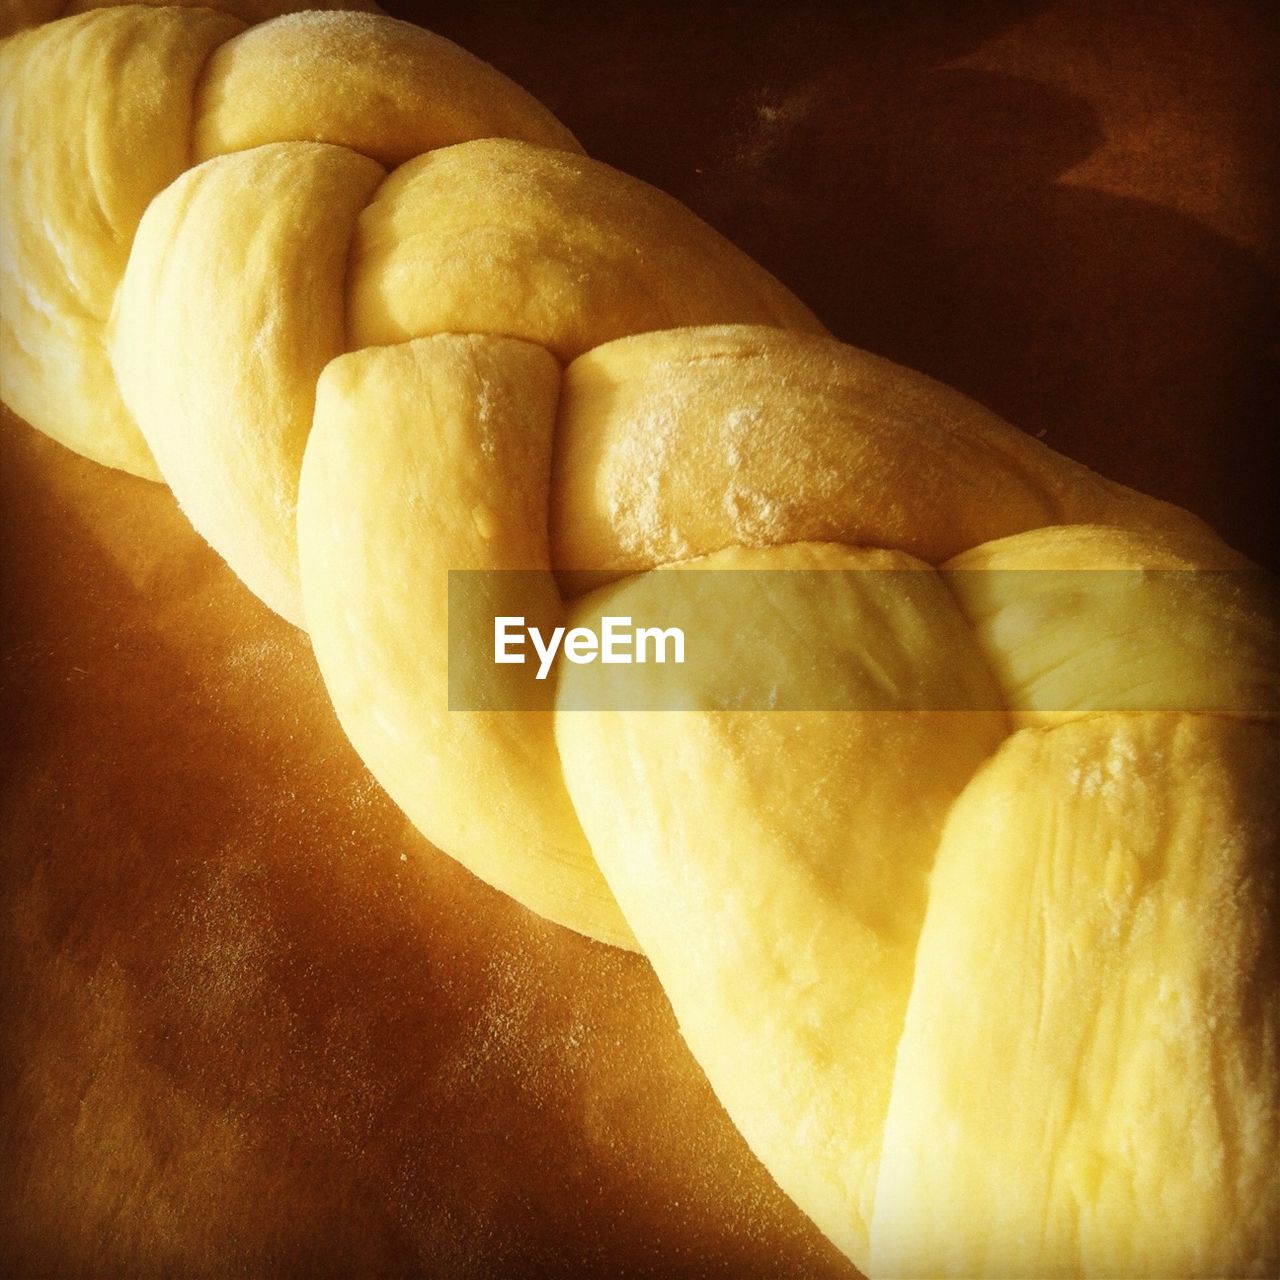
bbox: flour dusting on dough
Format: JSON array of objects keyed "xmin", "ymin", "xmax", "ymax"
[{"xmin": 604, "ymin": 391, "xmax": 690, "ymax": 563}]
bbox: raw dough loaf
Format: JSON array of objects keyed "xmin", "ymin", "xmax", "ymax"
[{"xmin": 2, "ymin": 6, "xmax": 1276, "ymax": 1275}]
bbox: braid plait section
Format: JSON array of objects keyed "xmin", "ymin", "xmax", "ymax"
[{"xmin": 2, "ymin": 7, "xmax": 1277, "ymax": 1275}]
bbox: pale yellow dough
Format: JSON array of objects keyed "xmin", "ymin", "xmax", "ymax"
[
  {"xmin": 193, "ymin": 12, "xmax": 580, "ymax": 166},
  {"xmin": 298, "ymin": 333, "xmax": 633, "ymax": 949},
  {"xmin": 550, "ymin": 327, "xmax": 1214, "ymax": 592},
  {"xmin": 556, "ymin": 542, "xmax": 1009, "ymax": 1259},
  {"xmin": 63, "ymin": 0, "xmax": 381, "ymax": 23},
  {"xmin": 871, "ymin": 714, "xmax": 1279, "ymax": 1278},
  {"xmin": 547, "ymin": 329, "xmax": 1277, "ymax": 1274},
  {"xmin": 0, "ymin": 3, "xmax": 576, "ymax": 480},
  {"xmin": 108, "ymin": 136, "xmax": 821, "ymax": 622},
  {"xmin": 2, "ymin": 7, "xmax": 1278, "ymax": 1277},
  {"xmin": 346, "ymin": 140, "xmax": 824, "ymax": 360},
  {"xmin": 945, "ymin": 523, "xmax": 1280, "ymax": 725},
  {"xmin": 112, "ymin": 142, "xmax": 385, "ymax": 624},
  {"xmin": 0, "ymin": 6, "xmax": 244, "ymax": 477}
]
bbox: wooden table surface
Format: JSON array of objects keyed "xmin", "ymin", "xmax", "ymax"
[{"xmin": 2, "ymin": 1, "xmax": 1275, "ymax": 1275}]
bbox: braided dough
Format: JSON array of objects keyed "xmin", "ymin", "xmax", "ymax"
[{"xmin": 1, "ymin": 5, "xmax": 1276, "ymax": 1275}]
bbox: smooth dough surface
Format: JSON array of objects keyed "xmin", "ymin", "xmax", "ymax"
[
  {"xmin": 0, "ymin": 6, "xmax": 244, "ymax": 477},
  {"xmin": 871, "ymin": 713, "xmax": 1280, "ymax": 1278},
  {"xmin": 194, "ymin": 11, "xmax": 580, "ymax": 167},
  {"xmin": 63, "ymin": 0, "xmax": 381, "ymax": 23},
  {"xmin": 2, "ymin": 8, "xmax": 1276, "ymax": 1275},
  {"xmin": 549, "ymin": 327, "xmax": 1217, "ymax": 592},
  {"xmin": 298, "ymin": 332, "xmax": 633, "ymax": 949},
  {"xmin": 112, "ymin": 142, "xmax": 385, "ymax": 624},
  {"xmin": 555, "ymin": 541, "xmax": 1008, "ymax": 1265},
  {"xmin": 945, "ymin": 523, "xmax": 1280, "ymax": 724},
  {"xmin": 347, "ymin": 141, "xmax": 825, "ymax": 361},
  {"xmin": 0, "ymin": 4, "xmax": 580, "ymax": 484}
]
